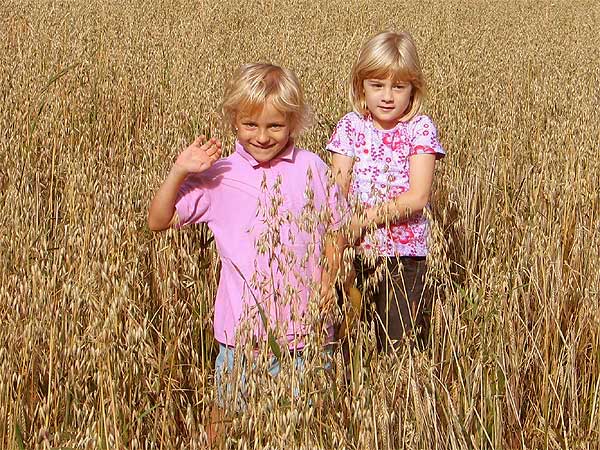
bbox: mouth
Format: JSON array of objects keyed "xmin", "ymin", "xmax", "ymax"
[
  {"xmin": 378, "ymin": 106, "xmax": 395, "ymax": 112},
  {"xmin": 250, "ymin": 142, "xmax": 276, "ymax": 150}
]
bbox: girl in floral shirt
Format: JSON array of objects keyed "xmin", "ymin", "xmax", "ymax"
[{"xmin": 327, "ymin": 31, "xmax": 445, "ymax": 352}]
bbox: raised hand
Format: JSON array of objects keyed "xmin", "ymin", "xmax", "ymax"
[{"xmin": 174, "ymin": 135, "xmax": 222, "ymax": 175}]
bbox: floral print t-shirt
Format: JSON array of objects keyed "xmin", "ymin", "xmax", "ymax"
[{"xmin": 326, "ymin": 112, "xmax": 445, "ymax": 257}]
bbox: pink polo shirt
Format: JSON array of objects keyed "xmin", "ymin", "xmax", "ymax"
[{"xmin": 175, "ymin": 141, "xmax": 346, "ymax": 349}]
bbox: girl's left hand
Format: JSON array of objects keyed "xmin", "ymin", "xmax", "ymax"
[{"xmin": 349, "ymin": 213, "xmax": 365, "ymax": 245}]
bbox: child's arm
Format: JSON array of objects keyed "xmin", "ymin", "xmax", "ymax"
[
  {"xmin": 350, "ymin": 154, "xmax": 436, "ymax": 240},
  {"xmin": 320, "ymin": 156, "xmax": 353, "ymax": 312},
  {"xmin": 148, "ymin": 136, "xmax": 222, "ymax": 231},
  {"xmin": 320, "ymin": 231, "xmax": 345, "ymax": 313},
  {"xmin": 331, "ymin": 153, "xmax": 354, "ymax": 197},
  {"xmin": 329, "ymin": 153, "xmax": 357, "ymax": 300}
]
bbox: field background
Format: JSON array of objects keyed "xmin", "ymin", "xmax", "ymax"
[{"xmin": 1, "ymin": 0, "xmax": 600, "ymax": 448}]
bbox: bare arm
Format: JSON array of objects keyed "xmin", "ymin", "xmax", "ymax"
[
  {"xmin": 320, "ymin": 231, "xmax": 345, "ymax": 313},
  {"xmin": 350, "ymin": 153, "xmax": 437, "ymax": 238},
  {"xmin": 322, "ymin": 153, "xmax": 356, "ymax": 311},
  {"xmin": 148, "ymin": 136, "xmax": 222, "ymax": 231},
  {"xmin": 147, "ymin": 165, "xmax": 188, "ymax": 231},
  {"xmin": 331, "ymin": 153, "xmax": 354, "ymax": 198}
]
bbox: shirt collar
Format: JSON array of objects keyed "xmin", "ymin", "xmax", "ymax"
[{"xmin": 235, "ymin": 140, "xmax": 296, "ymax": 168}]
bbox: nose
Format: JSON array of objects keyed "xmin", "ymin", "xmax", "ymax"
[
  {"xmin": 382, "ymin": 86, "xmax": 393, "ymax": 102},
  {"xmin": 257, "ymin": 128, "xmax": 269, "ymax": 144}
]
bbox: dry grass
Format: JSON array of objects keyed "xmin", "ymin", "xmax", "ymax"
[{"xmin": 1, "ymin": 0, "xmax": 600, "ymax": 448}]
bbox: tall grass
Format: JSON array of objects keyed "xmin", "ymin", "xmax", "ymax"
[{"xmin": 1, "ymin": 0, "xmax": 599, "ymax": 448}]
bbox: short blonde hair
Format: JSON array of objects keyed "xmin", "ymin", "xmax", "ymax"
[
  {"xmin": 222, "ymin": 63, "xmax": 312, "ymax": 138},
  {"xmin": 349, "ymin": 31, "xmax": 425, "ymax": 122}
]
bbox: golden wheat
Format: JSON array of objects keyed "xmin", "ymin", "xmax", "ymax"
[{"xmin": 1, "ymin": 0, "xmax": 599, "ymax": 448}]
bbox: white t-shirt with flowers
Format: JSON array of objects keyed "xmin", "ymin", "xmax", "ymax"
[{"xmin": 327, "ymin": 112, "xmax": 445, "ymax": 257}]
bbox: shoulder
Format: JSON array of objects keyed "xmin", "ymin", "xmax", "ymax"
[
  {"xmin": 290, "ymin": 148, "xmax": 340, "ymax": 199},
  {"xmin": 341, "ymin": 111, "xmax": 363, "ymax": 123},
  {"xmin": 406, "ymin": 114, "xmax": 445, "ymax": 157},
  {"xmin": 182, "ymin": 154, "xmax": 238, "ymax": 190},
  {"xmin": 337, "ymin": 111, "xmax": 366, "ymax": 129},
  {"xmin": 293, "ymin": 148, "xmax": 335, "ymax": 184},
  {"xmin": 407, "ymin": 114, "xmax": 438, "ymax": 132},
  {"xmin": 294, "ymin": 147, "xmax": 328, "ymax": 171},
  {"xmin": 200, "ymin": 157, "xmax": 234, "ymax": 179},
  {"xmin": 213, "ymin": 154, "xmax": 238, "ymax": 168},
  {"xmin": 327, "ymin": 112, "xmax": 367, "ymax": 154}
]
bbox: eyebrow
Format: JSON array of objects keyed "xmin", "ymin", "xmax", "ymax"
[{"xmin": 240, "ymin": 120, "xmax": 286, "ymax": 127}]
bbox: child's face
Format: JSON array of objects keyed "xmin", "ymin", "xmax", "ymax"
[
  {"xmin": 235, "ymin": 100, "xmax": 291, "ymax": 162},
  {"xmin": 363, "ymin": 78, "xmax": 413, "ymax": 130}
]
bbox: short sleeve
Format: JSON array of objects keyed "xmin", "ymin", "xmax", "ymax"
[
  {"xmin": 326, "ymin": 113, "xmax": 361, "ymax": 158},
  {"xmin": 409, "ymin": 115, "xmax": 445, "ymax": 159},
  {"xmin": 174, "ymin": 174, "xmax": 211, "ymax": 227}
]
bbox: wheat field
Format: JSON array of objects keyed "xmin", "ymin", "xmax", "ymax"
[{"xmin": 1, "ymin": 0, "xmax": 599, "ymax": 448}]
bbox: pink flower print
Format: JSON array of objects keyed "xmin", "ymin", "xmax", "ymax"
[
  {"xmin": 385, "ymin": 157, "xmax": 392, "ymax": 163},
  {"xmin": 354, "ymin": 133, "xmax": 366, "ymax": 148},
  {"xmin": 363, "ymin": 148, "xmax": 369, "ymax": 154},
  {"xmin": 344, "ymin": 122, "xmax": 356, "ymax": 136},
  {"xmin": 327, "ymin": 131, "xmax": 336, "ymax": 145},
  {"xmin": 391, "ymin": 130, "xmax": 403, "ymax": 151},
  {"xmin": 413, "ymin": 145, "xmax": 435, "ymax": 155},
  {"xmin": 383, "ymin": 240, "xmax": 395, "ymax": 254},
  {"xmin": 382, "ymin": 134, "xmax": 394, "ymax": 146},
  {"xmin": 390, "ymin": 224, "xmax": 415, "ymax": 244}
]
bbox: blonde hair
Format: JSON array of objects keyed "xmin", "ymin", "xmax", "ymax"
[
  {"xmin": 349, "ymin": 31, "xmax": 425, "ymax": 122},
  {"xmin": 222, "ymin": 63, "xmax": 312, "ymax": 137}
]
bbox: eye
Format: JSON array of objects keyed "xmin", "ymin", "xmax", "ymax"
[
  {"xmin": 242, "ymin": 122, "xmax": 257, "ymax": 128},
  {"xmin": 270, "ymin": 124, "xmax": 285, "ymax": 130},
  {"xmin": 393, "ymin": 83, "xmax": 409, "ymax": 90},
  {"xmin": 366, "ymin": 80, "xmax": 382, "ymax": 88}
]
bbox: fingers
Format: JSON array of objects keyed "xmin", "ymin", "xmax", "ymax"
[
  {"xmin": 204, "ymin": 139, "xmax": 222, "ymax": 159},
  {"xmin": 319, "ymin": 285, "xmax": 336, "ymax": 314},
  {"xmin": 189, "ymin": 136, "xmax": 222, "ymax": 162},
  {"xmin": 192, "ymin": 135, "xmax": 207, "ymax": 147},
  {"xmin": 197, "ymin": 137, "xmax": 219, "ymax": 151},
  {"xmin": 210, "ymin": 147, "xmax": 222, "ymax": 162}
]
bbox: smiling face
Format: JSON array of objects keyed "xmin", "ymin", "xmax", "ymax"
[
  {"xmin": 363, "ymin": 78, "xmax": 413, "ymax": 130},
  {"xmin": 235, "ymin": 99, "xmax": 291, "ymax": 162}
]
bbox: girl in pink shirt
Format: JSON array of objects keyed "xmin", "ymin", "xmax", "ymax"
[
  {"xmin": 148, "ymin": 64, "xmax": 346, "ymax": 437},
  {"xmin": 327, "ymin": 31, "xmax": 445, "ymax": 352}
]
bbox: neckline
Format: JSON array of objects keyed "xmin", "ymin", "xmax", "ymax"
[{"xmin": 365, "ymin": 114, "xmax": 408, "ymax": 133}]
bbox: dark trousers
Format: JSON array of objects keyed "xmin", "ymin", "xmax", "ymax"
[{"xmin": 356, "ymin": 256, "xmax": 431, "ymax": 352}]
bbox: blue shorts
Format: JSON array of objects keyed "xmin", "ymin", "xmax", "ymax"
[{"xmin": 214, "ymin": 343, "xmax": 332, "ymax": 409}]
